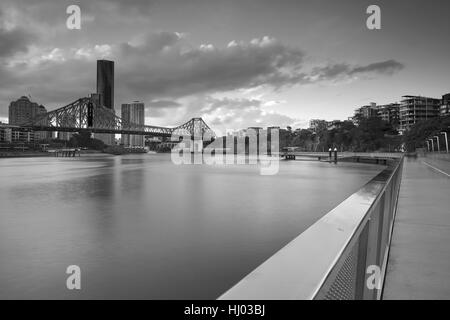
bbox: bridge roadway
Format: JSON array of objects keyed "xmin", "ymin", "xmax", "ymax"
[{"xmin": 383, "ymin": 153, "xmax": 450, "ymax": 299}]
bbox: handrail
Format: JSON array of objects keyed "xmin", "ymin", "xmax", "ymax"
[{"xmin": 219, "ymin": 156, "xmax": 404, "ymax": 300}]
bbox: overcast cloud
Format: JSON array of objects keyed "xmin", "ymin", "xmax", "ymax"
[{"xmin": 1, "ymin": 0, "xmax": 447, "ymax": 130}]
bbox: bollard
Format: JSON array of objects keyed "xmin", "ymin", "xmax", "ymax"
[
  {"xmin": 334, "ymin": 147, "xmax": 338, "ymax": 163},
  {"xmin": 328, "ymin": 148, "xmax": 332, "ymax": 162}
]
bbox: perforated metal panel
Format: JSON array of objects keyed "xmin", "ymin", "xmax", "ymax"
[{"xmin": 323, "ymin": 241, "xmax": 359, "ymax": 300}]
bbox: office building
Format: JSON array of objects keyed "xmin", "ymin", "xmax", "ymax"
[
  {"xmin": 399, "ymin": 95, "xmax": 441, "ymax": 132},
  {"xmin": 121, "ymin": 101, "xmax": 145, "ymax": 147},
  {"xmin": 97, "ymin": 60, "xmax": 114, "ymax": 109},
  {"xmin": 0, "ymin": 124, "xmax": 12, "ymax": 143},
  {"xmin": 96, "ymin": 60, "xmax": 115, "ymax": 145}
]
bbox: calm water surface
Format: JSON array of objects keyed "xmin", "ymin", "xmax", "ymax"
[{"xmin": 0, "ymin": 154, "xmax": 383, "ymax": 299}]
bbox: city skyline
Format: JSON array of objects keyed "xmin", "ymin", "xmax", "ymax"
[
  {"xmin": 0, "ymin": 0, "xmax": 449, "ymax": 135},
  {"xmin": 1, "ymin": 0, "xmax": 450, "ymax": 303}
]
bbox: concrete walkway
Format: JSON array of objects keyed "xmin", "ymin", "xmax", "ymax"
[{"xmin": 383, "ymin": 155, "xmax": 450, "ymax": 299}]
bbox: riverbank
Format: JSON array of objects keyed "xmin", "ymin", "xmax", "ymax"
[
  {"xmin": 0, "ymin": 148, "xmax": 152, "ymax": 159},
  {"xmin": 0, "ymin": 151, "xmax": 50, "ymax": 158},
  {"xmin": 103, "ymin": 145, "xmax": 148, "ymax": 155},
  {"xmin": 0, "ymin": 150, "xmax": 106, "ymax": 159}
]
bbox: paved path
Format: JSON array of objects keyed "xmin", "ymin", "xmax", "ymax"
[{"xmin": 383, "ymin": 155, "xmax": 450, "ymax": 299}]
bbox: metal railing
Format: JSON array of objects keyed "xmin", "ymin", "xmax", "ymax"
[
  {"xmin": 220, "ymin": 156, "xmax": 404, "ymax": 300},
  {"xmin": 282, "ymin": 151, "xmax": 403, "ymax": 159}
]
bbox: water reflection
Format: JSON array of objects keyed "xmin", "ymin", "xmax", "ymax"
[{"xmin": 0, "ymin": 154, "xmax": 382, "ymax": 299}]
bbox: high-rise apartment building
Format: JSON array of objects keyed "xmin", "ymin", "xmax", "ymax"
[
  {"xmin": 399, "ymin": 95, "xmax": 441, "ymax": 132},
  {"xmin": 327, "ymin": 120, "xmax": 344, "ymax": 130},
  {"xmin": 9, "ymin": 96, "xmax": 46, "ymax": 125},
  {"xmin": 377, "ymin": 103, "xmax": 400, "ymax": 129},
  {"xmin": 441, "ymin": 93, "xmax": 450, "ymax": 116},
  {"xmin": 8, "ymin": 96, "xmax": 49, "ymax": 141},
  {"xmin": 121, "ymin": 101, "xmax": 145, "ymax": 147},
  {"xmin": 353, "ymin": 103, "xmax": 378, "ymax": 124}
]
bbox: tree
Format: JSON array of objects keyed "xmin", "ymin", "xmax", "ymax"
[
  {"xmin": 403, "ymin": 116, "xmax": 450, "ymax": 151},
  {"xmin": 280, "ymin": 118, "xmax": 400, "ymax": 152},
  {"xmin": 68, "ymin": 132, "xmax": 106, "ymax": 150},
  {"xmin": 352, "ymin": 118, "xmax": 399, "ymax": 152}
]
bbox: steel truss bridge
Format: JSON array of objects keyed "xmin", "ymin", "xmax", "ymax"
[{"xmin": 15, "ymin": 97, "xmax": 215, "ymax": 139}]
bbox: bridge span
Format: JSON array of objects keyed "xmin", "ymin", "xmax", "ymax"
[{"xmin": 6, "ymin": 96, "xmax": 216, "ymax": 139}]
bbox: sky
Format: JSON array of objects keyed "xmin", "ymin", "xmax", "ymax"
[{"xmin": 0, "ymin": 0, "xmax": 449, "ymax": 134}]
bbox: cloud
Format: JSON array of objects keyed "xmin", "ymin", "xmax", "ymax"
[
  {"xmin": 350, "ymin": 59, "xmax": 404, "ymax": 75},
  {"xmin": 115, "ymin": 34, "xmax": 306, "ymax": 99},
  {"xmin": 112, "ymin": 32, "xmax": 404, "ymax": 100},
  {"xmin": 146, "ymin": 99, "xmax": 182, "ymax": 118},
  {"xmin": 99, "ymin": 0, "xmax": 159, "ymax": 14},
  {"xmin": 307, "ymin": 59, "xmax": 404, "ymax": 82},
  {"xmin": 0, "ymin": 25, "xmax": 34, "ymax": 58},
  {"xmin": 0, "ymin": 50, "xmax": 95, "ymax": 111},
  {"xmin": 178, "ymin": 96, "xmax": 301, "ymax": 136},
  {"xmin": 148, "ymin": 100, "xmax": 181, "ymax": 108},
  {"xmin": 0, "ymin": 25, "xmax": 404, "ymax": 131}
]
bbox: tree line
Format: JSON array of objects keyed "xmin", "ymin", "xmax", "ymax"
[
  {"xmin": 403, "ymin": 115, "xmax": 450, "ymax": 151},
  {"xmin": 280, "ymin": 118, "xmax": 401, "ymax": 152},
  {"xmin": 279, "ymin": 115, "xmax": 449, "ymax": 152}
]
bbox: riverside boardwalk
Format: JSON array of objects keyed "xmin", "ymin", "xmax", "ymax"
[{"xmin": 384, "ymin": 154, "xmax": 450, "ymax": 299}]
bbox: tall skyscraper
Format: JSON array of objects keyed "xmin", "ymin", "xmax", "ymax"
[
  {"xmin": 97, "ymin": 60, "xmax": 114, "ymax": 109},
  {"xmin": 96, "ymin": 60, "xmax": 115, "ymax": 145},
  {"xmin": 121, "ymin": 101, "xmax": 145, "ymax": 147}
]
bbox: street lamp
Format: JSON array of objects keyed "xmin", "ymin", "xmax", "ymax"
[
  {"xmin": 441, "ymin": 132, "xmax": 449, "ymax": 154},
  {"xmin": 434, "ymin": 136, "xmax": 440, "ymax": 153}
]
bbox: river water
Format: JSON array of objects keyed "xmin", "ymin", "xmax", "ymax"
[{"xmin": 0, "ymin": 154, "xmax": 383, "ymax": 299}]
